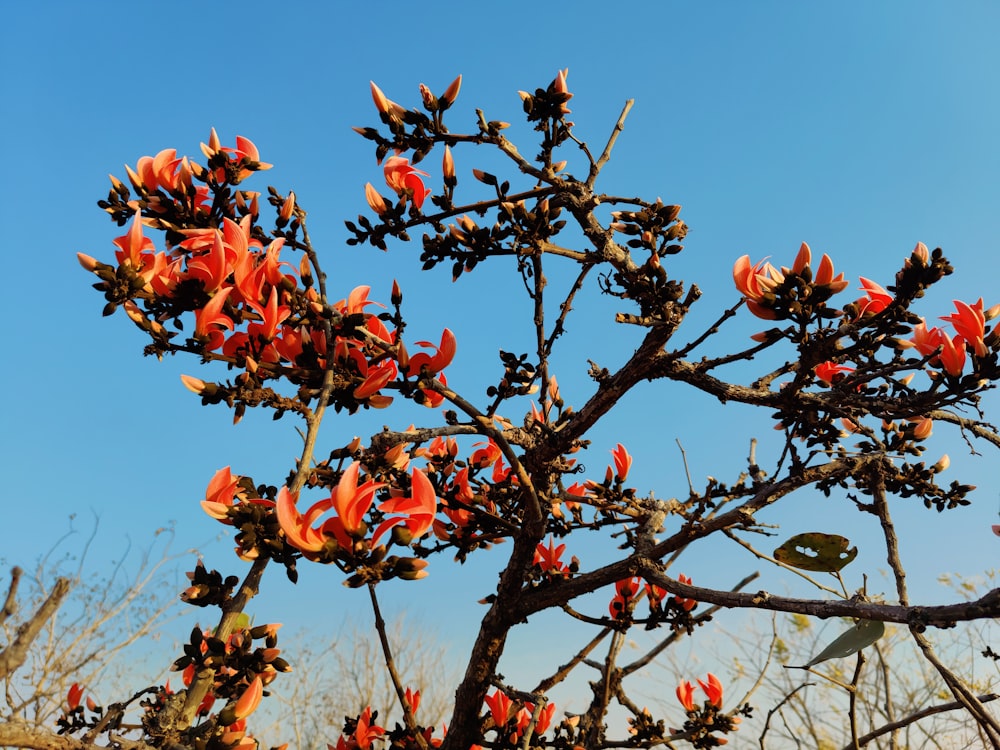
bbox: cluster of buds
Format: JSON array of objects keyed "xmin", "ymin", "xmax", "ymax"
[{"xmin": 171, "ymin": 623, "xmax": 288, "ymax": 719}]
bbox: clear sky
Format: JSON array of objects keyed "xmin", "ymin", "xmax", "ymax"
[{"xmin": 3, "ymin": 0, "xmax": 999, "ymax": 731}]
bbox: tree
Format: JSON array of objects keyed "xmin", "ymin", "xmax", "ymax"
[
  {"xmin": 1, "ymin": 526, "xmax": 179, "ymax": 739},
  {"xmin": 5, "ymin": 68, "xmax": 1000, "ymax": 749}
]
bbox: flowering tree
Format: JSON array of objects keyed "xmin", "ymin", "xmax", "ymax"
[{"xmin": 6, "ymin": 69, "xmax": 1000, "ymax": 749}]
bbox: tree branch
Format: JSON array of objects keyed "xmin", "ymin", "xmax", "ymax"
[{"xmin": 0, "ymin": 575, "xmax": 71, "ymax": 681}]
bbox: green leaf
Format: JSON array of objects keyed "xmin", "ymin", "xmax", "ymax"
[
  {"xmin": 774, "ymin": 532, "xmax": 858, "ymax": 572},
  {"xmin": 787, "ymin": 619, "xmax": 886, "ymax": 669}
]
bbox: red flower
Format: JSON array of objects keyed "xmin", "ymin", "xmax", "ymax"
[
  {"xmin": 814, "ymin": 361, "xmax": 854, "ymax": 385},
  {"xmin": 534, "ymin": 536, "xmax": 569, "ymax": 578},
  {"xmin": 201, "ymin": 466, "xmax": 245, "ymax": 521},
  {"xmin": 352, "ymin": 706, "xmax": 385, "ymax": 750},
  {"xmin": 674, "ymin": 573, "xmax": 698, "ymax": 611},
  {"xmin": 611, "ymin": 443, "xmax": 632, "ymax": 481},
  {"xmin": 941, "ymin": 299, "xmax": 988, "ymax": 357},
  {"xmin": 854, "ymin": 277, "xmax": 892, "ymax": 317},
  {"xmin": 485, "ymin": 689, "xmax": 514, "ymax": 728},
  {"xmin": 407, "ymin": 329, "xmax": 457, "ymax": 377},
  {"xmin": 676, "ymin": 680, "xmax": 696, "ymax": 712},
  {"xmin": 112, "ymin": 211, "xmax": 155, "ymax": 269},
  {"xmin": 698, "ymin": 673, "xmax": 724, "ymax": 708},
  {"xmin": 609, "ymin": 577, "xmax": 642, "ymax": 619},
  {"xmin": 906, "ymin": 320, "xmax": 947, "ymax": 357},
  {"xmin": 733, "ymin": 255, "xmax": 779, "ymax": 320},
  {"xmin": 233, "ymin": 676, "xmax": 263, "ymax": 720},
  {"xmin": 276, "ymin": 463, "xmax": 386, "ymax": 554},
  {"xmin": 67, "ymin": 683, "xmax": 84, "ymax": 712},
  {"xmin": 372, "ymin": 468, "xmax": 438, "ymax": 544},
  {"xmin": 384, "ymin": 156, "xmax": 431, "ymax": 210},
  {"xmin": 193, "ymin": 287, "xmax": 235, "ymax": 351},
  {"xmin": 331, "ymin": 462, "xmax": 387, "ymax": 536},
  {"xmin": 938, "ymin": 331, "xmax": 967, "ymax": 377}
]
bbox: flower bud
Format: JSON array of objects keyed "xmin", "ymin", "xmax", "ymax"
[
  {"xmin": 396, "ymin": 558, "xmax": 429, "ymax": 581},
  {"xmin": 932, "ymin": 454, "xmax": 950, "ymax": 473},
  {"xmin": 364, "ymin": 183, "xmax": 388, "ymax": 216},
  {"xmin": 472, "ymin": 168, "xmax": 496, "ymax": 185},
  {"xmin": 419, "ymin": 83, "xmax": 437, "ymax": 111},
  {"xmin": 440, "ymin": 74, "xmax": 462, "ymax": 109},
  {"xmin": 76, "ymin": 252, "xmax": 101, "ymax": 272},
  {"xmin": 279, "ymin": 191, "xmax": 296, "ymax": 222},
  {"xmin": 442, "ymin": 146, "xmax": 455, "ymax": 182},
  {"xmin": 370, "ymin": 81, "xmax": 391, "ymax": 115},
  {"xmin": 180, "ymin": 374, "xmax": 213, "ymax": 395},
  {"xmin": 910, "ymin": 417, "xmax": 933, "ymax": 440}
]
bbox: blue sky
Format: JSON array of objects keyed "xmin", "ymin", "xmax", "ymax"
[{"xmin": 3, "ymin": 0, "xmax": 1000, "ymax": 730}]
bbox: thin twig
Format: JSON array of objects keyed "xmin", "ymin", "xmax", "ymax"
[
  {"xmin": 588, "ymin": 100, "xmax": 634, "ymax": 187},
  {"xmin": 368, "ymin": 585, "xmax": 427, "ymax": 749}
]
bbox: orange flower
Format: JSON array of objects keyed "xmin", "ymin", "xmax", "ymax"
[
  {"xmin": 534, "ymin": 536, "xmax": 569, "ymax": 578},
  {"xmin": 674, "ymin": 573, "xmax": 698, "ymax": 611},
  {"xmin": 201, "ymin": 466, "xmax": 245, "ymax": 521},
  {"xmin": 470, "ymin": 439, "xmax": 503, "ymax": 468},
  {"xmin": 276, "ymin": 487, "xmax": 335, "ymax": 555},
  {"xmin": 550, "ymin": 68, "xmax": 572, "ymax": 114},
  {"xmin": 814, "ymin": 361, "xmax": 854, "ymax": 385},
  {"xmin": 732, "ymin": 255, "xmax": 779, "ymax": 320},
  {"xmin": 369, "ymin": 81, "xmax": 406, "ymax": 120},
  {"xmin": 276, "ymin": 464, "xmax": 385, "ymax": 554},
  {"xmin": 440, "ymin": 74, "xmax": 462, "ymax": 109},
  {"xmin": 676, "ymin": 680, "xmax": 696, "ymax": 712},
  {"xmin": 112, "ymin": 211, "xmax": 155, "ymax": 269},
  {"xmin": 332, "ymin": 462, "xmax": 387, "ymax": 536},
  {"xmin": 352, "ymin": 706, "xmax": 385, "ymax": 750},
  {"xmin": 697, "ymin": 673, "xmax": 724, "ymax": 708},
  {"xmin": 609, "ymin": 577, "xmax": 642, "ymax": 619},
  {"xmin": 372, "ymin": 468, "xmax": 438, "ymax": 544},
  {"xmin": 854, "ymin": 277, "xmax": 892, "ymax": 317},
  {"xmin": 442, "ymin": 146, "xmax": 455, "ymax": 182},
  {"xmin": 193, "ymin": 287, "xmax": 235, "ymax": 351},
  {"xmin": 67, "ymin": 683, "xmax": 84, "ymax": 712},
  {"xmin": 611, "ymin": 443, "xmax": 632, "ymax": 481},
  {"xmin": 407, "ymin": 329, "xmax": 457, "ymax": 377},
  {"xmin": 233, "ymin": 676, "xmax": 263, "ymax": 720},
  {"xmin": 938, "ymin": 331, "xmax": 967, "ymax": 377},
  {"xmin": 484, "ymin": 689, "xmax": 514, "ymax": 728},
  {"xmin": 905, "ymin": 320, "xmax": 947, "ymax": 357},
  {"xmin": 812, "ymin": 251, "xmax": 849, "ymax": 292},
  {"xmin": 384, "ymin": 156, "xmax": 431, "ymax": 210},
  {"xmin": 941, "ymin": 299, "xmax": 988, "ymax": 357}
]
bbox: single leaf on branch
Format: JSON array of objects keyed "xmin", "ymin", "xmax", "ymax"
[
  {"xmin": 785, "ymin": 619, "xmax": 885, "ymax": 670},
  {"xmin": 773, "ymin": 532, "xmax": 858, "ymax": 572}
]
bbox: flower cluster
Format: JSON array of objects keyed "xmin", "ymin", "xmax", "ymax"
[
  {"xmin": 81, "ymin": 130, "xmax": 456, "ymax": 422},
  {"xmin": 483, "ymin": 690, "xmax": 557, "ymax": 745},
  {"xmin": 674, "ymin": 674, "xmax": 741, "ymax": 747},
  {"xmin": 733, "ymin": 242, "xmax": 848, "ymax": 321}
]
